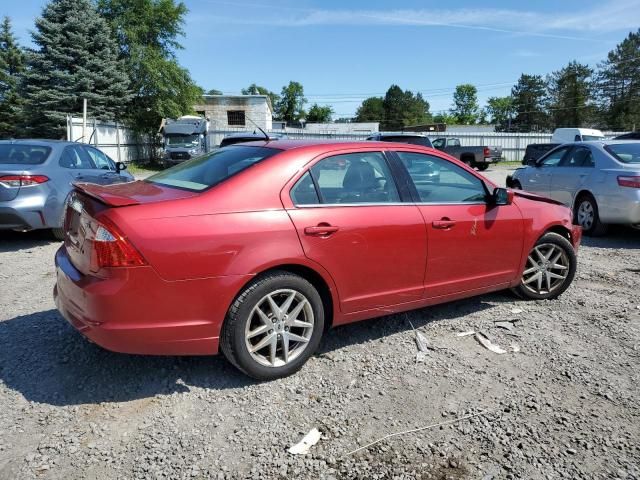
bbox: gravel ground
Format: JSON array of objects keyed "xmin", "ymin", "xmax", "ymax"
[{"xmin": 1, "ymin": 165, "xmax": 639, "ymax": 479}]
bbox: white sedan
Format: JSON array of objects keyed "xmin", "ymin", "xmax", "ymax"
[{"xmin": 507, "ymin": 141, "xmax": 640, "ymax": 236}]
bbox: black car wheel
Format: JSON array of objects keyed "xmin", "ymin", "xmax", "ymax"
[
  {"xmin": 574, "ymin": 194, "xmax": 608, "ymax": 236},
  {"xmin": 221, "ymin": 271, "xmax": 325, "ymax": 380},
  {"xmin": 513, "ymin": 232, "xmax": 577, "ymax": 300}
]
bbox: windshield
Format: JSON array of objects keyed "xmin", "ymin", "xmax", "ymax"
[
  {"xmin": 0, "ymin": 144, "xmax": 52, "ymax": 164},
  {"xmin": 605, "ymin": 143, "xmax": 640, "ymax": 164},
  {"xmin": 165, "ymin": 134, "xmax": 200, "ymax": 147},
  {"xmin": 582, "ymin": 135, "xmax": 604, "ymax": 141},
  {"xmin": 147, "ymin": 145, "xmax": 279, "ymax": 191}
]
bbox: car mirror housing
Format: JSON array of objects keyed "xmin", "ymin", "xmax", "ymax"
[
  {"xmin": 115, "ymin": 162, "xmax": 127, "ymax": 173},
  {"xmin": 492, "ymin": 187, "xmax": 514, "ymax": 206}
]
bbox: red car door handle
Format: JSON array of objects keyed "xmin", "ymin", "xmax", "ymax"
[
  {"xmin": 432, "ymin": 219, "xmax": 456, "ymax": 229},
  {"xmin": 304, "ymin": 225, "xmax": 339, "ymax": 236}
]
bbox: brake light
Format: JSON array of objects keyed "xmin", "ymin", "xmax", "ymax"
[
  {"xmin": 0, "ymin": 175, "xmax": 49, "ymax": 188},
  {"xmin": 483, "ymin": 147, "xmax": 491, "ymax": 157},
  {"xmin": 617, "ymin": 176, "xmax": 640, "ymax": 188},
  {"xmin": 89, "ymin": 216, "xmax": 147, "ymax": 269}
]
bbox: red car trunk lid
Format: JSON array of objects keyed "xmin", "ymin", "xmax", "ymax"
[{"xmin": 64, "ymin": 181, "xmax": 197, "ymax": 274}]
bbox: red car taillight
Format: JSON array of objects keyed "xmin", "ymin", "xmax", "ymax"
[
  {"xmin": 617, "ymin": 176, "xmax": 640, "ymax": 188},
  {"xmin": 0, "ymin": 175, "xmax": 49, "ymax": 187},
  {"xmin": 483, "ymin": 147, "xmax": 491, "ymax": 157},
  {"xmin": 89, "ymin": 217, "xmax": 147, "ymax": 269}
]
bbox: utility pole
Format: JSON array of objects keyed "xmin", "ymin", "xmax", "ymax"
[{"xmin": 82, "ymin": 98, "xmax": 87, "ymax": 143}]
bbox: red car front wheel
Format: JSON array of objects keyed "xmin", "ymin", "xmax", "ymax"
[{"xmin": 513, "ymin": 232, "xmax": 577, "ymax": 300}]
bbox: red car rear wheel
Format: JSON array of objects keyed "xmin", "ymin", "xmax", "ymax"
[{"xmin": 221, "ymin": 271, "xmax": 325, "ymax": 380}]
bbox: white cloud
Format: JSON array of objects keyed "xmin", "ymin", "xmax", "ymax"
[{"xmin": 197, "ymin": 0, "xmax": 640, "ymax": 40}]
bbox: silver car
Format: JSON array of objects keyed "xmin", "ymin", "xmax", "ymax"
[
  {"xmin": 0, "ymin": 140, "xmax": 134, "ymax": 239},
  {"xmin": 508, "ymin": 141, "xmax": 640, "ymax": 236}
]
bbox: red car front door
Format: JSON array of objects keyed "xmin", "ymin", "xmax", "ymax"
[
  {"xmin": 395, "ymin": 150, "xmax": 524, "ymax": 298},
  {"xmin": 285, "ymin": 150, "xmax": 427, "ymax": 314}
]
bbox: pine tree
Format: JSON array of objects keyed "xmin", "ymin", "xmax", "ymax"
[
  {"xmin": 596, "ymin": 29, "xmax": 640, "ymax": 131},
  {"xmin": 0, "ymin": 17, "xmax": 26, "ymax": 138},
  {"xmin": 22, "ymin": 0, "xmax": 131, "ymax": 138},
  {"xmin": 381, "ymin": 85, "xmax": 431, "ymax": 131},
  {"xmin": 547, "ymin": 61, "xmax": 594, "ymax": 128},
  {"xmin": 511, "ymin": 74, "xmax": 550, "ymax": 132}
]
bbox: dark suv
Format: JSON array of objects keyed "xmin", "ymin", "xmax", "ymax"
[{"xmin": 366, "ymin": 133, "xmax": 433, "ymax": 148}]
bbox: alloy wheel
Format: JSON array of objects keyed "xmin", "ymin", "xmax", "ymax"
[
  {"xmin": 577, "ymin": 200, "xmax": 595, "ymax": 230},
  {"xmin": 521, "ymin": 243, "xmax": 570, "ymax": 295},
  {"xmin": 244, "ymin": 289, "xmax": 315, "ymax": 368}
]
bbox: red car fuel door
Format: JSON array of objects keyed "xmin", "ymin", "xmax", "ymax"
[
  {"xmin": 285, "ymin": 150, "xmax": 427, "ymax": 314},
  {"xmin": 394, "ymin": 150, "xmax": 524, "ymax": 298}
]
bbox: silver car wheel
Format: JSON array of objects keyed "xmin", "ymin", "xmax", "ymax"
[
  {"xmin": 521, "ymin": 243, "xmax": 570, "ymax": 295},
  {"xmin": 577, "ymin": 200, "xmax": 595, "ymax": 230},
  {"xmin": 244, "ymin": 289, "xmax": 314, "ymax": 368}
]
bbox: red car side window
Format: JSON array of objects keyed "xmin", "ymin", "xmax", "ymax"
[{"xmin": 291, "ymin": 171, "xmax": 320, "ymax": 205}]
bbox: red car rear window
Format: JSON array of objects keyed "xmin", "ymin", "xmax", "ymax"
[{"xmin": 147, "ymin": 145, "xmax": 280, "ymax": 191}]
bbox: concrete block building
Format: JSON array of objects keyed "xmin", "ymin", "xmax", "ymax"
[{"xmin": 193, "ymin": 95, "xmax": 274, "ymax": 131}]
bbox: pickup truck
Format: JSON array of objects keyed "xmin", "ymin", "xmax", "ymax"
[{"xmin": 431, "ymin": 137, "xmax": 502, "ymax": 171}]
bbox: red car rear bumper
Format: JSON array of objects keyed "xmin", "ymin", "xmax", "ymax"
[{"xmin": 54, "ymin": 246, "xmax": 251, "ymax": 355}]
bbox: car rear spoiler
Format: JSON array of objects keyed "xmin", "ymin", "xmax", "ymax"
[{"xmin": 72, "ymin": 182, "xmax": 140, "ymax": 207}]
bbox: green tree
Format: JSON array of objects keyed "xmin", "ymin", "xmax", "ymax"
[
  {"xmin": 433, "ymin": 112, "xmax": 456, "ymax": 125},
  {"xmin": 206, "ymin": 88, "xmax": 222, "ymax": 95},
  {"xmin": 548, "ymin": 61, "xmax": 594, "ymax": 128},
  {"xmin": 511, "ymin": 74, "xmax": 550, "ymax": 132},
  {"xmin": 241, "ymin": 83, "xmax": 279, "ymax": 109},
  {"xmin": 485, "ymin": 96, "xmax": 515, "ymax": 131},
  {"xmin": 98, "ymin": 0, "xmax": 202, "ymax": 134},
  {"xmin": 306, "ymin": 104, "xmax": 333, "ymax": 123},
  {"xmin": 275, "ymin": 81, "xmax": 306, "ymax": 123},
  {"xmin": 596, "ymin": 29, "xmax": 640, "ymax": 130},
  {"xmin": 0, "ymin": 17, "xmax": 26, "ymax": 138},
  {"xmin": 381, "ymin": 85, "xmax": 431, "ymax": 131},
  {"xmin": 450, "ymin": 84, "xmax": 479, "ymax": 124},
  {"xmin": 355, "ymin": 97, "xmax": 384, "ymax": 123},
  {"xmin": 22, "ymin": 0, "xmax": 130, "ymax": 138}
]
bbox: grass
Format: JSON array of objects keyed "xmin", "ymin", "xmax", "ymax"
[{"xmin": 125, "ymin": 161, "xmax": 163, "ymax": 178}]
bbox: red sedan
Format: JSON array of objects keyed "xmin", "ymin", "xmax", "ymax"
[{"xmin": 54, "ymin": 141, "xmax": 581, "ymax": 379}]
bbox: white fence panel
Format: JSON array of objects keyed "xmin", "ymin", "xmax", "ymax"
[
  {"xmin": 67, "ymin": 118, "xmax": 632, "ymax": 163},
  {"xmin": 67, "ymin": 116, "xmax": 156, "ymax": 163}
]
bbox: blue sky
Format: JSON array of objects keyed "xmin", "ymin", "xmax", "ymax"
[{"xmin": 4, "ymin": 0, "xmax": 640, "ymax": 118}]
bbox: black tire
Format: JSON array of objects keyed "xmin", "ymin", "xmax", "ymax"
[
  {"xmin": 220, "ymin": 271, "xmax": 324, "ymax": 380},
  {"xmin": 512, "ymin": 180, "xmax": 522, "ymax": 190},
  {"xmin": 477, "ymin": 164, "xmax": 489, "ymax": 171},
  {"xmin": 574, "ymin": 194, "xmax": 608, "ymax": 237},
  {"xmin": 512, "ymin": 232, "xmax": 577, "ymax": 300},
  {"xmin": 460, "ymin": 156, "xmax": 473, "ymax": 167},
  {"xmin": 51, "ymin": 228, "xmax": 65, "ymax": 241}
]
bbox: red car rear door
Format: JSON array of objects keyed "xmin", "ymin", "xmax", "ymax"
[
  {"xmin": 394, "ymin": 150, "xmax": 524, "ymax": 298},
  {"xmin": 284, "ymin": 150, "xmax": 427, "ymax": 314}
]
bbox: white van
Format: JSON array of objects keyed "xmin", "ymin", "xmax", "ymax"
[{"xmin": 551, "ymin": 128, "xmax": 605, "ymax": 143}]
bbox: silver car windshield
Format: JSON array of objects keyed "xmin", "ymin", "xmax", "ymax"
[
  {"xmin": 605, "ymin": 143, "xmax": 640, "ymax": 164},
  {"xmin": 0, "ymin": 145, "xmax": 52, "ymax": 164}
]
